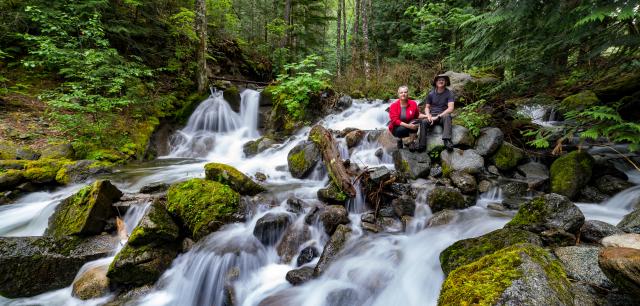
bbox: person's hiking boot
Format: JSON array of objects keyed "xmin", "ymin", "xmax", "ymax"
[
  {"xmin": 397, "ymin": 139, "xmax": 403, "ymax": 149},
  {"xmin": 444, "ymin": 139, "xmax": 454, "ymax": 151},
  {"xmin": 407, "ymin": 142, "xmax": 418, "ymax": 152}
]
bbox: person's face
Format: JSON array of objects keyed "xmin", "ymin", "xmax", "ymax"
[
  {"xmin": 436, "ymin": 78, "xmax": 446, "ymax": 88},
  {"xmin": 398, "ymin": 88, "xmax": 408, "ymax": 101}
]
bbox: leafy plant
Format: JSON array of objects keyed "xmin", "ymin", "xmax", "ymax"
[{"xmin": 454, "ymin": 99, "xmax": 491, "ymax": 137}]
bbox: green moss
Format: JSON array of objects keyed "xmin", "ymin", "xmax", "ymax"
[
  {"xmin": 560, "ymin": 90, "xmax": 599, "ymax": 111},
  {"xmin": 166, "ymin": 178, "xmax": 240, "ymax": 240},
  {"xmin": 204, "ymin": 162, "xmax": 265, "ymax": 195},
  {"xmin": 0, "ymin": 140, "xmax": 18, "ymax": 160},
  {"xmin": 23, "ymin": 159, "xmax": 66, "ymax": 184},
  {"xmin": 492, "ymin": 142, "xmax": 524, "ymax": 171},
  {"xmin": 128, "ymin": 201, "xmax": 179, "ymax": 246},
  {"xmin": 0, "ymin": 160, "xmax": 27, "ymax": 171},
  {"xmin": 441, "ymin": 162, "xmax": 452, "ymax": 178},
  {"xmin": 86, "ymin": 149, "xmax": 126, "ymax": 163},
  {"xmin": 506, "ymin": 196, "xmax": 547, "ymax": 227},
  {"xmin": 550, "ymin": 150, "xmax": 594, "ymax": 198},
  {"xmin": 288, "ymin": 149, "xmax": 308, "ymax": 174}
]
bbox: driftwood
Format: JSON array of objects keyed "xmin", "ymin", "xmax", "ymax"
[
  {"xmin": 309, "ymin": 125, "xmax": 357, "ymax": 198},
  {"xmin": 209, "ymin": 76, "xmax": 270, "ymax": 86}
]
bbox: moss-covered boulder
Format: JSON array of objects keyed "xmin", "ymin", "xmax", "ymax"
[
  {"xmin": 243, "ymin": 136, "xmax": 277, "ymax": 158},
  {"xmin": 0, "ymin": 169, "xmax": 25, "ymax": 191},
  {"xmin": 23, "ymin": 159, "xmax": 67, "ymax": 184},
  {"xmin": 317, "ymin": 184, "xmax": 348, "ymax": 204},
  {"xmin": 440, "ymin": 228, "xmax": 543, "ymax": 275},
  {"xmin": 128, "ymin": 200, "xmax": 180, "ymax": 247},
  {"xmin": 560, "ymin": 90, "xmax": 599, "ymax": 111},
  {"xmin": 392, "ymin": 149, "xmax": 431, "ymax": 179},
  {"xmin": 0, "ymin": 160, "xmax": 28, "ymax": 171},
  {"xmin": 0, "ymin": 140, "xmax": 18, "ymax": 160},
  {"xmin": 40, "ymin": 143, "xmax": 75, "ymax": 159},
  {"xmin": 438, "ymin": 243, "xmax": 573, "ymax": 306},
  {"xmin": 287, "ymin": 141, "xmax": 321, "ymax": 179},
  {"xmin": 46, "ymin": 180, "xmax": 123, "ymax": 238},
  {"xmin": 551, "ymin": 150, "xmax": 594, "ymax": 199},
  {"xmin": 427, "ymin": 187, "xmax": 468, "ymax": 213},
  {"xmin": 491, "ymin": 142, "xmax": 525, "ymax": 171},
  {"xmin": 204, "ymin": 162, "xmax": 265, "ymax": 196},
  {"xmin": 107, "ymin": 243, "xmax": 178, "ymax": 287},
  {"xmin": 0, "ymin": 235, "xmax": 115, "ymax": 298},
  {"xmin": 314, "ymin": 224, "xmax": 352, "ymax": 276},
  {"xmin": 505, "ymin": 193, "xmax": 585, "ymax": 236},
  {"xmin": 166, "ymin": 178, "xmax": 241, "ymax": 240},
  {"xmin": 55, "ymin": 160, "xmax": 113, "ymax": 185}
]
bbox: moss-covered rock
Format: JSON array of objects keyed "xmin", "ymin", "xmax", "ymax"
[
  {"xmin": 317, "ymin": 183, "xmax": 348, "ymax": 204},
  {"xmin": 560, "ymin": 90, "xmax": 599, "ymax": 111},
  {"xmin": 427, "ymin": 187, "xmax": 468, "ymax": 213},
  {"xmin": 0, "ymin": 140, "xmax": 18, "ymax": 160},
  {"xmin": 287, "ymin": 141, "xmax": 321, "ymax": 179},
  {"xmin": 128, "ymin": 200, "xmax": 180, "ymax": 247},
  {"xmin": 438, "ymin": 243, "xmax": 573, "ymax": 306},
  {"xmin": 0, "ymin": 159, "xmax": 28, "ymax": 171},
  {"xmin": 0, "ymin": 169, "xmax": 25, "ymax": 191},
  {"xmin": 107, "ymin": 242, "xmax": 178, "ymax": 287},
  {"xmin": 550, "ymin": 150, "xmax": 594, "ymax": 199},
  {"xmin": 204, "ymin": 162, "xmax": 265, "ymax": 196},
  {"xmin": 0, "ymin": 235, "xmax": 115, "ymax": 298},
  {"xmin": 166, "ymin": 178, "xmax": 241, "ymax": 240},
  {"xmin": 492, "ymin": 142, "xmax": 525, "ymax": 171},
  {"xmin": 40, "ymin": 143, "xmax": 75, "ymax": 160},
  {"xmin": 440, "ymin": 228, "xmax": 543, "ymax": 275},
  {"xmin": 46, "ymin": 180, "xmax": 123, "ymax": 238},
  {"xmin": 243, "ymin": 137, "xmax": 277, "ymax": 158},
  {"xmin": 23, "ymin": 159, "xmax": 67, "ymax": 184},
  {"xmin": 314, "ymin": 224, "xmax": 353, "ymax": 276},
  {"xmin": 505, "ymin": 193, "xmax": 585, "ymax": 236},
  {"xmin": 223, "ymin": 84, "xmax": 241, "ymax": 112},
  {"xmin": 55, "ymin": 160, "xmax": 113, "ymax": 185}
]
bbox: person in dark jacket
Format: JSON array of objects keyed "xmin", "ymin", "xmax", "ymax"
[
  {"xmin": 424, "ymin": 74, "xmax": 455, "ymax": 151},
  {"xmin": 388, "ymin": 85, "xmax": 428, "ymax": 151}
]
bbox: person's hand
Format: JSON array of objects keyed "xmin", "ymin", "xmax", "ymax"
[
  {"xmin": 426, "ymin": 113, "xmax": 433, "ymax": 124},
  {"xmin": 408, "ymin": 123, "xmax": 418, "ymax": 130}
]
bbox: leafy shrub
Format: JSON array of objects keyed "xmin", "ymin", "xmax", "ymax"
[{"xmin": 454, "ymin": 99, "xmax": 491, "ymax": 137}]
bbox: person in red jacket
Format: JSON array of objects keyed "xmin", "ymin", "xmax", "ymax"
[{"xmin": 388, "ymin": 85, "xmax": 428, "ymax": 151}]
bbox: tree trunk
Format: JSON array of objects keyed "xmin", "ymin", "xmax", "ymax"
[
  {"xmin": 336, "ymin": 0, "xmax": 342, "ymax": 76},
  {"xmin": 351, "ymin": 0, "xmax": 361, "ymax": 65},
  {"xmin": 362, "ymin": 0, "xmax": 371, "ymax": 80},
  {"xmin": 282, "ymin": 0, "xmax": 292, "ymax": 48},
  {"xmin": 195, "ymin": 0, "xmax": 208, "ymax": 93},
  {"xmin": 309, "ymin": 125, "xmax": 356, "ymax": 198}
]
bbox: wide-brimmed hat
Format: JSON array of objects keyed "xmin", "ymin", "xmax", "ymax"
[{"xmin": 431, "ymin": 74, "xmax": 451, "ymax": 87}]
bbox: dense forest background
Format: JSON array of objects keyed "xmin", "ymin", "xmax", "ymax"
[{"xmin": 0, "ymin": 0, "xmax": 639, "ymax": 162}]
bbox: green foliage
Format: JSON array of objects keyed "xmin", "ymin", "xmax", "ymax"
[
  {"xmin": 270, "ymin": 54, "xmax": 331, "ymax": 121},
  {"xmin": 454, "ymin": 99, "xmax": 491, "ymax": 137},
  {"xmin": 566, "ymin": 106, "xmax": 640, "ymax": 152}
]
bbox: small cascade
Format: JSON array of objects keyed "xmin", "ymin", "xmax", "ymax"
[
  {"xmin": 602, "ymin": 185, "xmax": 640, "ymax": 210},
  {"xmin": 517, "ymin": 104, "xmax": 562, "ymax": 127},
  {"xmin": 476, "ymin": 186, "xmax": 503, "ymax": 208},
  {"xmin": 347, "ymin": 181, "xmax": 366, "ymax": 214},
  {"xmin": 240, "ymin": 89, "xmax": 261, "ymax": 138}
]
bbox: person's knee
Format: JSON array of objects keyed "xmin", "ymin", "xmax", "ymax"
[{"xmin": 442, "ymin": 114, "xmax": 452, "ymax": 121}]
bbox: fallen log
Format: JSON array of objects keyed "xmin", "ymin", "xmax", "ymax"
[{"xmin": 309, "ymin": 125, "xmax": 356, "ymax": 198}]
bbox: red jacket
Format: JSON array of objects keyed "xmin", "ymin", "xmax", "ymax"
[{"xmin": 388, "ymin": 99, "xmax": 420, "ymax": 132}]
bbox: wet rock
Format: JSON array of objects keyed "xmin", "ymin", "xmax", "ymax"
[
  {"xmin": 139, "ymin": 182, "xmax": 170, "ymax": 194},
  {"xmin": 286, "ymin": 266, "xmax": 315, "ymax": 286},
  {"xmin": 392, "ymin": 195, "xmax": 416, "ymax": 217},
  {"xmin": 345, "ymin": 129, "xmax": 365, "ymax": 148},
  {"xmin": 0, "ymin": 169, "xmax": 24, "ymax": 191},
  {"xmin": 40, "ymin": 143, "xmax": 74, "ymax": 159},
  {"xmin": 577, "ymin": 186, "xmax": 609, "ymax": 203},
  {"xmin": 617, "ymin": 209, "xmax": 640, "ymax": 234},
  {"xmin": 326, "ymin": 288, "xmax": 359, "ymax": 306},
  {"xmin": 591, "ymin": 156, "xmax": 629, "ymax": 181},
  {"xmin": 439, "ymin": 228, "xmax": 543, "ymax": 275},
  {"xmin": 182, "ymin": 238, "xmax": 195, "ymax": 253},
  {"xmin": 205, "ymin": 162, "xmax": 265, "ymax": 195},
  {"xmin": 368, "ymin": 166, "xmax": 391, "ymax": 184},
  {"xmin": 474, "ymin": 127, "xmax": 504, "ymax": 156},
  {"xmin": 392, "ymin": 149, "xmax": 431, "ymax": 179},
  {"xmin": 505, "ymin": 193, "xmax": 585, "ymax": 235},
  {"xmin": 304, "ymin": 206, "xmax": 322, "ymax": 225},
  {"xmin": 112, "ymin": 193, "xmax": 153, "ymax": 215},
  {"xmin": 253, "ymin": 212, "xmax": 291, "ymax": 246},
  {"xmin": 487, "ymin": 165, "xmax": 500, "ymax": 175},
  {"xmin": 166, "ymin": 178, "xmax": 241, "ymax": 240},
  {"xmin": 427, "ymin": 187, "xmax": 468, "ymax": 213},
  {"xmin": 255, "ymin": 172, "xmax": 267, "ymax": 182},
  {"xmin": 317, "ymin": 184, "xmax": 348, "ymax": 204},
  {"xmin": 362, "ymin": 221, "xmax": 383, "ymax": 233},
  {"xmin": 554, "ymin": 245, "xmax": 613, "ymax": 289},
  {"xmin": 336, "ymin": 95, "xmax": 353, "ymax": 111},
  {"xmin": 314, "ymin": 224, "xmax": 352, "ymax": 276},
  {"xmin": 429, "ymin": 164, "xmax": 443, "ymax": 178},
  {"xmin": 561, "ymin": 90, "xmax": 599, "ymax": 111},
  {"xmin": 296, "ymin": 246, "xmax": 319, "ymax": 267},
  {"xmin": 598, "ymin": 247, "xmax": 640, "ymax": 296},
  {"xmin": 440, "ymin": 148, "xmax": 484, "ymax": 174},
  {"xmin": 128, "ymin": 200, "xmax": 180, "ymax": 247},
  {"xmin": 491, "ymin": 142, "xmax": 525, "ymax": 171},
  {"xmin": 286, "ymin": 141, "xmax": 321, "ymax": 179},
  {"xmin": 320, "ymin": 205, "xmax": 350, "ymax": 236},
  {"xmin": 286, "ymin": 197, "xmax": 307, "ymax": 214},
  {"xmin": 103, "ymin": 285, "xmax": 154, "ymax": 306},
  {"xmin": 0, "ymin": 235, "xmax": 115, "ymax": 298},
  {"xmin": 596, "ymin": 175, "xmax": 633, "ymax": 196},
  {"xmin": 46, "ymin": 180, "xmax": 122, "ymax": 237},
  {"xmin": 601, "ymin": 233, "xmax": 640, "ymax": 250},
  {"xmin": 439, "ymin": 243, "xmax": 573, "ymax": 306},
  {"xmin": 276, "ymin": 223, "xmax": 311, "ymax": 263},
  {"xmin": 107, "ymin": 243, "xmax": 178, "ymax": 287},
  {"xmin": 540, "ymin": 228, "xmax": 577, "ymax": 247},
  {"xmin": 427, "ymin": 209, "xmax": 459, "ymax": 227},
  {"xmin": 55, "ymin": 160, "xmax": 113, "ymax": 185},
  {"xmin": 516, "ymin": 161, "xmax": 549, "ymax": 189},
  {"xmin": 243, "ymin": 137, "xmax": 277, "ymax": 158},
  {"xmin": 374, "ymin": 147, "xmax": 384, "ymax": 159},
  {"xmin": 487, "ymin": 203, "xmax": 507, "ymax": 211},
  {"xmin": 72, "ymin": 265, "xmax": 110, "ymax": 300},
  {"xmin": 478, "ymin": 180, "xmax": 492, "ymax": 193},
  {"xmin": 499, "ymin": 180, "xmax": 530, "ymax": 209},
  {"xmin": 426, "ymin": 125, "xmax": 445, "ymax": 153},
  {"xmin": 361, "ymin": 212, "xmax": 375, "ymax": 223},
  {"xmin": 15, "ymin": 148, "xmax": 40, "ymax": 160},
  {"xmin": 550, "ymin": 150, "xmax": 594, "ymax": 199},
  {"xmin": 580, "ymin": 220, "xmax": 624, "ymax": 243},
  {"xmin": 451, "ymin": 125, "xmax": 475, "ymax": 148},
  {"xmin": 449, "ymin": 171, "xmax": 477, "ymax": 194}
]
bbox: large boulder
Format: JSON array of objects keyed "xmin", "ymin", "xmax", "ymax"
[
  {"xmin": 127, "ymin": 200, "xmax": 180, "ymax": 247},
  {"xmin": 0, "ymin": 235, "xmax": 115, "ymax": 298},
  {"xmin": 46, "ymin": 180, "xmax": 123, "ymax": 238},
  {"xmin": 595, "ymin": 175, "xmax": 633, "ymax": 196},
  {"xmin": 55, "ymin": 160, "xmax": 113, "ymax": 185},
  {"xmin": 22, "ymin": 159, "xmax": 65, "ymax": 184},
  {"xmin": 440, "ymin": 148, "xmax": 484, "ymax": 175},
  {"xmin": 276, "ymin": 223, "xmax": 311, "ymax": 263},
  {"xmin": 580, "ymin": 220, "xmax": 624, "ymax": 243},
  {"xmin": 345, "ymin": 129, "xmax": 365, "ymax": 148},
  {"xmin": 286, "ymin": 266, "xmax": 315, "ymax": 286},
  {"xmin": 474, "ymin": 127, "xmax": 504, "ymax": 156},
  {"xmin": 314, "ymin": 224, "xmax": 352, "ymax": 276},
  {"xmin": 426, "ymin": 125, "xmax": 444, "ymax": 153},
  {"xmin": 449, "ymin": 171, "xmax": 477, "ymax": 194},
  {"xmin": 554, "ymin": 246, "xmax": 614, "ymax": 289},
  {"xmin": 439, "ymin": 228, "xmax": 543, "ymax": 275},
  {"xmin": 427, "ymin": 187, "xmax": 468, "ymax": 212},
  {"xmin": 560, "ymin": 90, "xmax": 599, "ymax": 111},
  {"xmin": 0, "ymin": 169, "xmax": 24, "ymax": 191},
  {"xmin": 442, "ymin": 71, "xmax": 473, "ymax": 95},
  {"xmin": 550, "ymin": 151, "xmax": 594, "ymax": 199},
  {"xmin": 451, "ymin": 125, "xmax": 475, "ymax": 148},
  {"xmin": 317, "ymin": 184, "xmax": 348, "ymax": 204},
  {"xmin": 166, "ymin": 178, "xmax": 241, "ymax": 240},
  {"xmin": 392, "ymin": 149, "xmax": 431, "ymax": 179},
  {"xmin": 253, "ymin": 212, "xmax": 291, "ymax": 246},
  {"xmin": 286, "ymin": 141, "xmax": 321, "ymax": 179},
  {"xmin": 107, "ymin": 242, "xmax": 178, "ymax": 287},
  {"xmin": 438, "ymin": 243, "xmax": 573, "ymax": 306},
  {"xmin": 204, "ymin": 162, "xmax": 265, "ymax": 196},
  {"xmin": 617, "ymin": 209, "xmax": 640, "ymax": 234},
  {"xmin": 491, "ymin": 142, "xmax": 525, "ymax": 171},
  {"xmin": 40, "ymin": 143, "xmax": 75, "ymax": 159},
  {"xmin": 319, "ymin": 205, "xmax": 350, "ymax": 236},
  {"xmin": 243, "ymin": 137, "xmax": 277, "ymax": 158},
  {"xmin": 598, "ymin": 247, "xmax": 640, "ymax": 296},
  {"xmin": 72, "ymin": 265, "xmax": 110, "ymax": 300},
  {"xmin": 505, "ymin": 193, "xmax": 585, "ymax": 236}
]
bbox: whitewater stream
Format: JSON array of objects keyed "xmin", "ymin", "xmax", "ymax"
[{"xmin": 1, "ymin": 89, "xmax": 638, "ymax": 306}]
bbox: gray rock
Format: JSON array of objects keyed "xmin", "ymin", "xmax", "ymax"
[
  {"xmin": 596, "ymin": 175, "xmax": 633, "ymax": 196},
  {"xmin": 72, "ymin": 265, "xmax": 109, "ymax": 300},
  {"xmin": 392, "ymin": 149, "xmax": 431, "ymax": 179},
  {"xmin": 478, "ymin": 180, "xmax": 492, "ymax": 193},
  {"xmin": 618, "ymin": 209, "xmax": 640, "ymax": 234},
  {"xmin": 286, "ymin": 141, "xmax": 321, "ymax": 179},
  {"xmin": 128, "ymin": 200, "xmax": 180, "ymax": 247},
  {"xmin": 368, "ymin": 166, "xmax": 391, "ymax": 184},
  {"xmin": 554, "ymin": 245, "xmax": 613, "ymax": 289},
  {"xmin": 56, "ymin": 160, "xmax": 113, "ymax": 184},
  {"xmin": 276, "ymin": 223, "xmax": 311, "ymax": 263},
  {"xmin": 317, "ymin": 184, "xmax": 348, "ymax": 205},
  {"xmin": 580, "ymin": 220, "xmax": 624, "ymax": 243},
  {"xmin": 426, "ymin": 125, "xmax": 444, "ymax": 152},
  {"xmin": 314, "ymin": 224, "xmax": 352, "ymax": 276},
  {"xmin": 451, "ymin": 125, "xmax": 475, "ymax": 148},
  {"xmin": 253, "ymin": 212, "xmax": 291, "ymax": 246},
  {"xmin": 474, "ymin": 127, "xmax": 504, "ymax": 156},
  {"xmin": 345, "ymin": 129, "xmax": 365, "ymax": 148},
  {"xmin": 516, "ymin": 162, "xmax": 550, "ymax": 189},
  {"xmin": 0, "ymin": 235, "xmax": 116, "ymax": 298},
  {"xmin": 427, "ymin": 187, "xmax": 468, "ymax": 212},
  {"xmin": 286, "ymin": 197, "xmax": 307, "ymax": 214},
  {"xmin": 296, "ymin": 246, "xmax": 319, "ymax": 267},
  {"xmin": 374, "ymin": 147, "xmax": 384, "ymax": 159},
  {"xmin": 0, "ymin": 170, "xmax": 24, "ymax": 191},
  {"xmin": 361, "ymin": 212, "xmax": 375, "ymax": 224},
  {"xmin": 598, "ymin": 247, "xmax": 640, "ymax": 296},
  {"xmin": 392, "ymin": 195, "xmax": 416, "ymax": 217},
  {"xmin": 286, "ymin": 266, "xmax": 315, "ymax": 286},
  {"xmin": 440, "ymin": 148, "xmax": 484, "ymax": 174},
  {"xmin": 450, "ymin": 171, "xmax": 477, "ymax": 194},
  {"xmin": 427, "ymin": 209, "xmax": 459, "ymax": 227},
  {"xmin": 138, "ymin": 182, "xmax": 170, "ymax": 194},
  {"xmin": 107, "ymin": 242, "xmax": 178, "ymax": 287},
  {"xmin": 500, "ymin": 180, "xmax": 530, "ymax": 209},
  {"xmin": 337, "ymin": 95, "xmax": 353, "ymax": 111},
  {"xmin": 429, "ymin": 165, "xmax": 443, "ymax": 178},
  {"xmin": 319, "ymin": 205, "xmax": 350, "ymax": 236},
  {"xmin": 15, "ymin": 148, "xmax": 40, "ymax": 160},
  {"xmin": 442, "ymin": 71, "xmax": 473, "ymax": 95},
  {"xmin": 362, "ymin": 221, "xmax": 383, "ymax": 233},
  {"xmin": 505, "ymin": 193, "xmax": 585, "ymax": 235},
  {"xmin": 577, "ymin": 186, "xmax": 609, "ymax": 203},
  {"xmin": 487, "ymin": 165, "xmax": 500, "ymax": 175}
]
